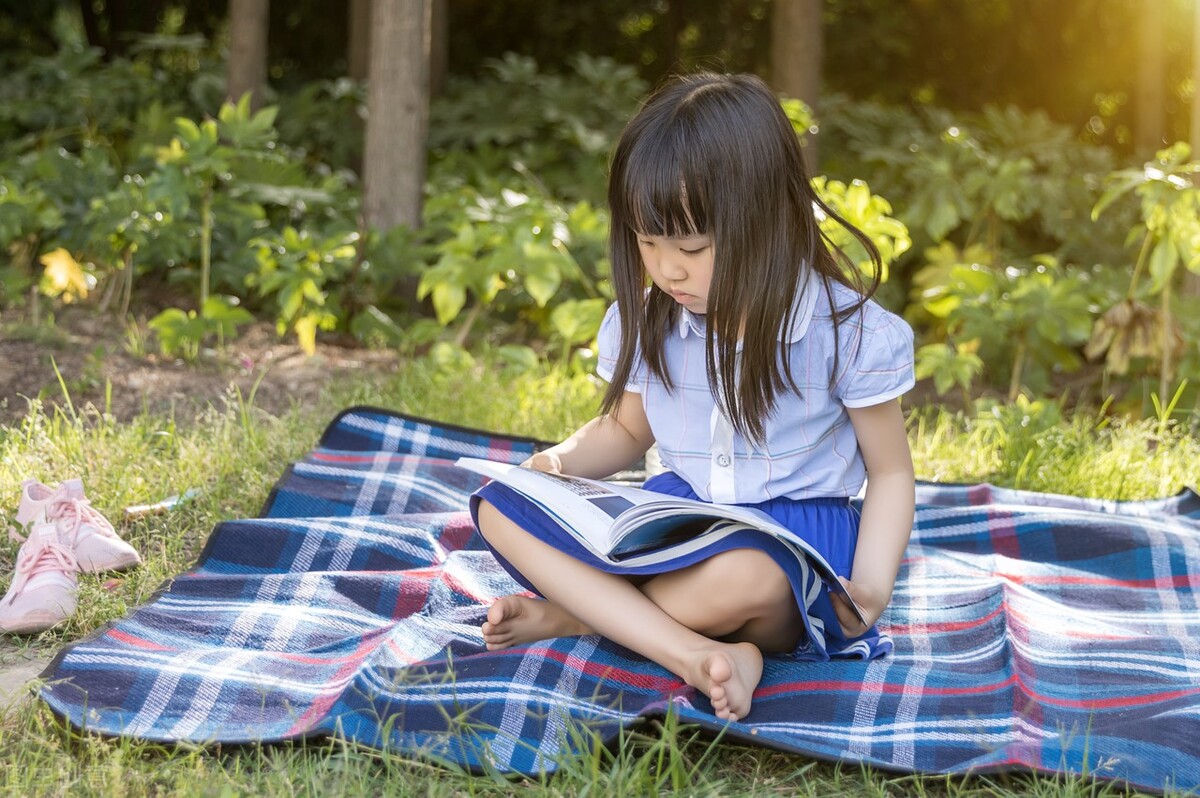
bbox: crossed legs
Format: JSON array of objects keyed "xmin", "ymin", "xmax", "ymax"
[{"xmin": 475, "ymin": 499, "xmax": 802, "ymax": 721}]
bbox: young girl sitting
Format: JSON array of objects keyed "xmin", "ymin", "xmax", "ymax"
[{"xmin": 471, "ymin": 72, "xmax": 915, "ymax": 723}]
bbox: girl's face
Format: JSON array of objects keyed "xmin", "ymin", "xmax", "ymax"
[{"xmin": 636, "ymin": 232, "xmax": 715, "ymax": 315}]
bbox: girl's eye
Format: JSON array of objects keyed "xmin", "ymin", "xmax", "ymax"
[{"xmin": 682, "ymin": 246, "xmax": 709, "ymax": 255}]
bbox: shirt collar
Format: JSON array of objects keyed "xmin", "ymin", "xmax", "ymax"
[{"xmin": 675, "ymin": 269, "xmax": 821, "ymax": 344}]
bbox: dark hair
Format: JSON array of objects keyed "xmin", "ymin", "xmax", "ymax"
[{"xmin": 600, "ymin": 72, "xmax": 883, "ymax": 444}]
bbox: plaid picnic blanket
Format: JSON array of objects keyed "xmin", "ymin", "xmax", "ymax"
[{"xmin": 38, "ymin": 407, "xmax": 1200, "ymax": 793}]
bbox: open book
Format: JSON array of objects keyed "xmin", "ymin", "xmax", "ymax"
[{"xmin": 456, "ymin": 457, "xmax": 867, "ymax": 627}]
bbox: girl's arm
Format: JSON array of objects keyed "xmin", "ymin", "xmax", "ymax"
[
  {"xmin": 835, "ymin": 399, "xmax": 915, "ymax": 634},
  {"xmin": 524, "ymin": 389, "xmax": 655, "ymax": 479}
]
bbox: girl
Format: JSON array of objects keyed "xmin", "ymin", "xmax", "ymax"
[{"xmin": 472, "ymin": 72, "xmax": 915, "ymax": 722}]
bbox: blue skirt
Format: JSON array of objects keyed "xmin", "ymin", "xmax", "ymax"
[{"xmin": 471, "ymin": 471, "xmax": 891, "ymax": 660}]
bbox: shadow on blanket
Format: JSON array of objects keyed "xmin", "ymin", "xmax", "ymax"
[{"xmin": 38, "ymin": 407, "xmax": 1200, "ymax": 792}]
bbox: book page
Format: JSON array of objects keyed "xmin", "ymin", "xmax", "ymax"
[{"xmin": 456, "ymin": 458, "xmax": 647, "ymax": 550}]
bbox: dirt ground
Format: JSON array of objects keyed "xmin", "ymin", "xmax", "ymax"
[{"xmin": 0, "ymin": 308, "xmax": 402, "ymax": 426}]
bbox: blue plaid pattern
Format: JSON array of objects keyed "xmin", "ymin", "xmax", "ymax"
[{"xmin": 38, "ymin": 408, "xmax": 1200, "ymax": 792}]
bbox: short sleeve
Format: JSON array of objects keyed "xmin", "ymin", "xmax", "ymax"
[
  {"xmin": 835, "ymin": 308, "xmax": 915, "ymax": 408},
  {"xmin": 596, "ymin": 302, "xmax": 644, "ymax": 393}
]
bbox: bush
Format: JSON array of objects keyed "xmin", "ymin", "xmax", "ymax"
[{"xmin": 1, "ymin": 43, "xmax": 1197, "ymax": 417}]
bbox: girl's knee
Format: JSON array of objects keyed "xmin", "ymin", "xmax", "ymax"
[
  {"xmin": 475, "ymin": 501, "xmax": 545, "ymax": 558},
  {"xmin": 705, "ymin": 549, "xmax": 791, "ymax": 604}
]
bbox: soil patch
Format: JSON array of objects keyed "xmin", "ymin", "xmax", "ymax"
[
  {"xmin": 0, "ymin": 644, "xmax": 49, "ymax": 710},
  {"xmin": 0, "ymin": 309, "xmax": 400, "ymax": 426}
]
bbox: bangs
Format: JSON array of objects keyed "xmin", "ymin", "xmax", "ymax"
[{"xmin": 618, "ymin": 127, "xmax": 710, "ymax": 238}]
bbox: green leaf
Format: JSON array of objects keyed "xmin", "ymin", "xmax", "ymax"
[
  {"xmin": 201, "ymin": 295, "xmax": 252, "ymax": 323},
  {"xmin": 844, "ymin": 180, "xmax": 871, "ymax": 221},
  {"xmin": 1147, "ymin": 236, "xmax": 1179, "ymax": 294},
  {"xmin": 921, "ymin": 294, "xmax": 961, "ymax": 319},
  {"xmin": 521, "ymin": 243, "xmax": 562, "ymax": 306},
  {"xmin": 431, "ymin": 282, "xmax": 467, "ymax": 324},
  {"xmin": 174, "ymin": 118, "xmax": 202, "ymax": 142},
  {"xmin": 301, "ymin": 277, "xmax": 326, "ymax": 305},
  {"xmin": 251, "ymin": 105, "xmax": 279, "ymax": 131},
  {"xmin": 496, "ymin": 344, "xmax": 541, "ymax": 374},
  {"xmin": 915, "ymin": 341, "xmax": 981, "ymax": 397},
  {"xmin": 933, "ymin": 369, "xmax": 955, "ymax": 396},
  {"xmin": 201, "ymin": 295, "xmax": 254, "ymax": 338},
  {"xmin": 429, "ymin": 341, "xmax": 475, "ymax": 370},
  {"xmin": 349, "ymin": 305, "xmax": 406, "ymax": 346},
  {"xmin": 550, "ymin": 298, "xmax": 607, "ymax": 344},
  {"xmin": 923, "ymin": 195, "xmax": 961, "ymax": 241},
  {"xmin": 199, "ymin": 119, "xmax": 219, "ymax": 146},
  {"xmin": 148, "ymin": 307, "xmax": 205, "ymax": 358},
  {"xmin": 281, "ymin": 287, "xmax": 304, "ymax": 320}
]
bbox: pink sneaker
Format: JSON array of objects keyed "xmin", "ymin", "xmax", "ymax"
[
  {"xmin": 16, "ymin": 479, "xmax": 141, "ymax": 573},
  {"xmin": 0, "ymin": 522, "xmax": 78, "ymax": 634}
]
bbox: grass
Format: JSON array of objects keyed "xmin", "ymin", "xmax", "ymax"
[{"xmin": 1, "ymin": 354, "xmax": 1197, "ymax": 797}]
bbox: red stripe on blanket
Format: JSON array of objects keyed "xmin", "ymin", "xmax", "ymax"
[
  {"xmin": 524, "ymin": 645, "xmax": 684, "ymax": 691},
  {"xmin": 1002, "ymin": 573, "xmax": 1200, "ymax": 590},
  {"xmin": 755, "ymin": 677, "xmax": 1020, "ymax": 700},
  {"xmin": 284, "ymin": 632, "xmax": 386, "ymax": 735},
  {"xmin": 106, "ymin": 629, "xmax": 174, "ymax": 651},
  {"xmin": 907, "ymin": 555, "xmax": 1200, "ymax": 591},
  {"xmin": 886, "ymin": 605, "xmax": 1005, "ymax": 633}
]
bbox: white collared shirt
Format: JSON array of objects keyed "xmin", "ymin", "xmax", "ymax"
[{"xmin": 597, "ymin": 273, "xmax": 915, "ymax": 502}]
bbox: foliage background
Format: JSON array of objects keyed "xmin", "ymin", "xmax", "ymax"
[{"xmin": 1, "ymin": 0, "xmax": 1200, "ymax": 421}]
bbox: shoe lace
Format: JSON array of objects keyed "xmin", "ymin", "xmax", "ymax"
[
  {"xmin": 47, "ymin": 498, "xmax": 118, "ymax": 544},
  {"xmin": 17, "ymin": 538, "xmax": 77, "ymax": 582}
]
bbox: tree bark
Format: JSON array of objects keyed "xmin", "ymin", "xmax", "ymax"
[
  {"xmin": 1136, "ymin": 0, "xmax": 1167, "ymax": 156},
  {"xmin": 227, "ymin": 0, "xmax": 270, "ymax": 111},
  {"xmin": 363, "ymin": 0, "xmax": 431, "ymax": 232},
  {"xmin": 348, "ymin": 0, "xmax": 372, "ymax": 81},
  {"xmin": 663, "ymin": 0, "xmax": 686, "ymax": 73},
  {"xmin": 771, "ymin": 0, "xmax": 823, "ymax": 169},
  {"xmin": 106, "ymin": 0, "xmax": 130, "ymax": 56}
]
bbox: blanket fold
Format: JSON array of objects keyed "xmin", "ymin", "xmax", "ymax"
[{"xmin": 38, "ymin": 406, "xmax": 1200, "ymax": 793}]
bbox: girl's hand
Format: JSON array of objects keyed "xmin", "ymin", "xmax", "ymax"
[
  {"xmin": 832, "ymin": 576, "xmax": 884, "ymax": 637},
  {"xmin": 521, "ymin": 452, "xmax": 564, "ymax": 475}
]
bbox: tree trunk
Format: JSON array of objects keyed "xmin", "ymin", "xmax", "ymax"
[
  {"xmin": 1136, "ymin": 0, "xmax": 1167, "ymax": 156},
  {"xmin": 348, "ymin": 0, "xmax": 372, "ymax": 81},
  {"xmin": 663, "ymin": 0, "xmax": 686, "ymax": 74},
  {"xmin": 105, "ymin": 0, "xmax": 130, "ymax": 56},
  {"xmin": 363, "ymin": 0, "xmax": 431, "ymax": 232},
  {"xmin": 227, "ymin": 0, "xmax": 270, "ymax": 111},
  {"xmin": 771, "ymin": 0, "xmax": 823, "ymax": 169}
]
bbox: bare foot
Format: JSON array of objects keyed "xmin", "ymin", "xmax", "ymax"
[
  {"xmin": 481, "ymin": 595, "xmax": 592, "ymax": 650},
  {"xmin": 687, "ymin": 642, "xmax": 763, "ymax": 722}
]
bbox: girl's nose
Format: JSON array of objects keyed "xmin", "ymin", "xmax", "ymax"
[{"xmin": 659, "ymin": 255, "xmax": 688, "ymax": 282}]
